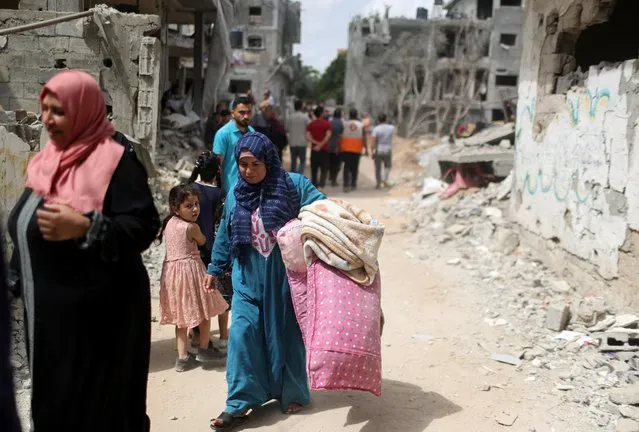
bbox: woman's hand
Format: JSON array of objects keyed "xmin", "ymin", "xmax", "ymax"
[
  {"xmin": 36, "ymin": 203, "xmax": 91, "ymax": 241},
  {"xmin": 204, "ymin": 274, "xmax": 217, "ymax": 293}
]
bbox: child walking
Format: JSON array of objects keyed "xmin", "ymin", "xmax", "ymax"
[
  {"xmin": 158, "ymin": 184, "xmax": 229, "ymax": 372},
  {"xmin": 188, "ymin": 151, "xmax": 231, "ymax": 353}
]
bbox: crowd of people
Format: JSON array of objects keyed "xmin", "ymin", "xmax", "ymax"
[
  {"xmin": 0, "ymin": 77, "xmax": 390, "ymax": 432},
  {"xmin": 205, "ymin": 92, "xmax": 397, "ymax": 192}
]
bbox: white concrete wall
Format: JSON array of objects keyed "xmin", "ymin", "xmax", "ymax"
[
  {"xmin": 515, "ymin": 61, "xmax": 638, "ymax": 279},
  {"xmin": 513, "ymin": 0, "xmax": 639, "ymax": 281}
]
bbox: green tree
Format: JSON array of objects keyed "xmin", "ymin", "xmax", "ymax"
[
  {"xmin": 317, "ymin": 51, "xmax": 346, "ymax": 105},
  {"xmin": 292, "ymin": 64, "xmax": 320, "ymax": 101}
]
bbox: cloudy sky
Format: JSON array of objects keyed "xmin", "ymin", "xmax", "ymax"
[{"xmin": 294, "ymin": 0, "xmax": 436, "ymax": 72}]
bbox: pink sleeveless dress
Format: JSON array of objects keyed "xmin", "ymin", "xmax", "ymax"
[{"xmin": 159, "ymin": 217, "xmax": 228, "ymax": 328}]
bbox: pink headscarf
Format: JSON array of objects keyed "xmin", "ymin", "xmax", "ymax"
[{"xmin": 26, "ymin": 70, "xmax": 124, "ymax": 213}]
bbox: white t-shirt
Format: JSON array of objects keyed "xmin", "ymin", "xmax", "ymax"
[{"xmin": 372, "ymin": 124, "xmax": 395, "ymax": 154}]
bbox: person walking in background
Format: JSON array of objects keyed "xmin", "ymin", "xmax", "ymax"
[
  {"xmin": 370, "ymin": 113, "xmax": 395, "ymax": 189},
  {"xmin": 207, "ymin": 132, "xmax": 325, "ymax": 431},
  {"xmin": 340, "ymin": 108, "xmax": 368, "ymax": 193},
  {"xmin": 286, "ymin": 99, "xmax": 309, "ymax": 174},
  {"xmin": 328, "ymin": 108, "xmax": 344, "ymax": 187},
  {"xmin": 252, "ymin": 102, "xmax": 288, "ymax": 162},
  {"xmin": 213, "ymin": 96, "xmax": 255, "ymax": 192},
  {"xmin": 306, "ymin": 105, "xmax": 332, "ymax": 188},
  {"xmin": 157, "ymin": 184, "xmax": 229, "ymax": 372},
  {"xmin": 8, "ymin": 70, "xmax": 159, "ymax": 431},
  {"xmin": 203, "ymin": 109, "xmax": 232, "ymax": 148},
  {"xmin": 188, "ymin": 152, "xmax": 231, "ymax": 354}
]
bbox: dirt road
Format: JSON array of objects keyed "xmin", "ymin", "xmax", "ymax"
[{"xmin": 146, "ymin": 158, "xmax": 594, "ymax": 432}]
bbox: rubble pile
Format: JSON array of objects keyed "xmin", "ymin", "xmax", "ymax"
[{"xmin": 387, "ymin": 174, "xmax": 639, "ymax": 431}]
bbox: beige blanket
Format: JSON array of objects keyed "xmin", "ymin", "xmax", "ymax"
[{"xmin": 299, "ymin": 199, "xmax": 385, "ymax": 286}]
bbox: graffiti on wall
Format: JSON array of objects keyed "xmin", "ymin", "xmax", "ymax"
[
  {"xmin": 522, "ymin": 169, "xmax": 591, "ymax": 204},
  {"xmin": 567, "ymin": 88, "xmax": 611, "ymax": 127}
]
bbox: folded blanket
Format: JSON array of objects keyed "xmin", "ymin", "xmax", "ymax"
[{"xmin": 299, "ymin": 199, "xmax": 385, "ymax": 286}]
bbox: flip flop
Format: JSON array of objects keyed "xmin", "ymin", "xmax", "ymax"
[{"xmin": 210, "ymin": 412, "xmax": 248, "ymax": 431}]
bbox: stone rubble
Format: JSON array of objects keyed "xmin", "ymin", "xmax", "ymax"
[{"xmin": 385, "ymin": 172, "xmax": 639, "ymax": 431}]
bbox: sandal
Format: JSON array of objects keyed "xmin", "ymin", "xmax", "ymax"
[
  {"xmin": 285, "ymin": 403, "xmax": 303, "ymax": 414},
  {"xmin": 210, "ymin": 411, "xmax": 248, "ymax": 431}
]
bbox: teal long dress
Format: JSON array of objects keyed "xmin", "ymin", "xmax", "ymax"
[{"xmin": 208, "ymin": 172, "xmax": 325, "ymax": 415}]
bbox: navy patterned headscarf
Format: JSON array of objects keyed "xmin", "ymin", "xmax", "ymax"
[{"xmin": 231, "ymin": 132, "xmax": 300, "ymax": 257}]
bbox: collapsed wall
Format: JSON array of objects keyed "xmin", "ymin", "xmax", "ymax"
[
  {"xmin": 514, "ymin": 0, "xmax": 639, "ymax": 307},
  {"xmin": 0, "ymin": 6, "xmax": 162, "ymax": 161}
]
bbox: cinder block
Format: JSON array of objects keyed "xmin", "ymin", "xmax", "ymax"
[
  {"xmin": 38, "ymin": 36, "xmax": 70, "ymax": 53},
  {"xmin": 0, "ymin": 66, "xmax": 9, "ymax": 83},
  {"xmin": 0, "ymin": 83, "xmax": 24, "ymax": 98},
  {"xmin": 23, "ymin": 81, "xmax": 43, "ymax": 99},
  {"xmin": 8, "ymin": 67, "xmax": 41, "ymax": 83},
  {"xmin": 18, "ymin": 0, "xmax": 48, "ymax": 10},
  {"xmin": 9, "ymin": 98, "xmax": 39, "ymax": 113},
  {"xmin": 545, "ymin": 303, "xmax": 570, "ymax": 332},
  {"xmin": 593, "ymin": 331, "xmax": 639, "ymax": 352},
  {"xmin": 55, "ymin": 19, "xmax": 87, "ymax": 37},
  {"xmin": 68, "ymin": 37, "xmax": 100, "ymax": 55},
  {"xmin": 38, "ymin": 69, "xmax": 58, "ymax": 85},
  {"xmin": 8, "ymin": 35, "xmax": 39, "ymax": 52}
]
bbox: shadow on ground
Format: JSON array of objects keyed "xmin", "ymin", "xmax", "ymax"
[
  {"xmin": 236, "ymin": 379, "xmax": 462, "ymax": 432},
  {"xmin": 149, "ymin": 331, "xmax": 225, "ymax": 373}
]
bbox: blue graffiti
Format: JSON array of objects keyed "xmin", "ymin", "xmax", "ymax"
[
  {"xmin": 567, "ymin": 88, "xmax": 610, "ymax": 127},
  {"xmin": 523, "ymin": 169, "xmax": 590, "ymax": 204},
  {"xmin": 516, "ymin": 99, "xmax": 535, "ymax": 139}
]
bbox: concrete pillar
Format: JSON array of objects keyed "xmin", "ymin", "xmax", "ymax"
[{"xmin": 193, "ymin": 11, "xmax": 204, "ymax": 116}]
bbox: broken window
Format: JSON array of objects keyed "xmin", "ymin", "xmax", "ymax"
[
  {"xmin": 500, "ymin": 0, "xmax": 522, "ymax": 6},
  {"xmin": 249, "ymin": 6, "xmax": 263, "ymax": 24},
  {"xmin": 362, "ymin": 25, "xmax": 371, "ymax": 36},
  {"xmin": 477, "ymin": 0, "xmax": 494, "ymax": 20},
  {"xmin": 574, "ymin": 0, "xmax": 639, "ymax": 71},
  {"xmin": 229, "ymin": 80, "xmax": 252, "ymax": 94},
  {"xmin": 500, "ymin": 34, "xmax": 517, "ymax": 47},
  {"xmin": 495, "ymin": 75, "xmax": 518, "ymax": 87},
  {"xmin": 230, "ymin": 30, "xmax": 244, "ymax": 49},
  {"xmin": 492, "ymin": 109, "xmax": 506, "ymax": 121},
  {"xmin": 247, "ymin": 35, "xmax": 264, "ymax": 50}
]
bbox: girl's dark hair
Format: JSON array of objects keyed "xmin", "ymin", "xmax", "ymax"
[
  {"xmin": 157, "ymin": 183, "xmax": 200, "ymax": 243},
  {"xmin": 189, "ymin": 151, "xmax": 222, "ymax": 186}
]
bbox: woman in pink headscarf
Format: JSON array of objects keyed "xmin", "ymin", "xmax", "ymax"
[{"xmin": 7, "ymin": 70, "xmax": 159, "ymax": 432}]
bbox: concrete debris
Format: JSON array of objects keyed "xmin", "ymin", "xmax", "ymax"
[
  {"xmin": 617, "ymin": 419, "xmax": 639, "ymax": 432},
  {"xmin": 494, "ymin": 411, "xmax": 518, "ymax": 426},
  {"xmin": 386, "ymin": 166, "xmax": 639, "ymax": 429},
  {"xmin": 610, "ymin": 383, "xmax": 639, "ymax": 405},
  {"xmin": 594, "ymin": 331, "xmax": 639, "ymax": 352},
  {"xmin": 546, "ymin": 303, "xmax": 570, "ymax": 332},
  {"xmin": 619, "ymin": 405, "xmax": 639, "ymax": 421},
  {"xmin": 456, "ymin": 122, "xmax": 515, "ymax": 147},
  {"xmin": 420, "ymin": 177, "xmax": 447, "ymax": 198},
  {"xmin": 491, "ymin": 353, "xmax": 522, "ymax": 367}
]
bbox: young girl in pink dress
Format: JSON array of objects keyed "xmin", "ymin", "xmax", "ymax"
[{"xmin": 158, "ymin": 184, "xmax": 228, "ymax": 372}]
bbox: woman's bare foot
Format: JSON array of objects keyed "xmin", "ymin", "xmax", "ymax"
[{"xmin": 285, "ymin": 403, "xmax": 303, "ymax": 414}]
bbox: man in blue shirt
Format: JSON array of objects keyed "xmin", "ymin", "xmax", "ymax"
[{"xmin": 213, "ymin": 95, "xmax": 255, "ymax": 191}]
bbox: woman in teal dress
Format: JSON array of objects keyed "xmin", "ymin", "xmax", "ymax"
[{"xmin": 207, "ymin": 132, "xmax": 324, "ymax": 431}]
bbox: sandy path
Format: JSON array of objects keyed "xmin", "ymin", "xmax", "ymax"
[{"xmin": 146, "ymin": 157, "xmax": 583, "ymax": 432}]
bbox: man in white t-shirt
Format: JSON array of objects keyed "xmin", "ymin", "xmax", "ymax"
[{"xmin": 370, "ymin": 113, "xmax": 395, "ymax": 189}]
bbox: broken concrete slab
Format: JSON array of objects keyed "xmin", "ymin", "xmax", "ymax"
[
  {"xmin": 457, "ymin": 122, "xmax": 515, "ymax": 147},
  {"xmin": 494, "ymin": 411, "xmax": 518, "ymax": 426},
  {"xmin": 610, "ymin": 382, "xmax": 639, "ymax": 405},
  {"xmin": 619, "ymin": 405, "xmax": 639, "ymax": 422},
  {"xmin": 491, "ymin": 353, "xmax": 522, "ymax": 367},
  {"xmin": 617, "ymin": 418, "xmax": 639, "ymax": 432}
]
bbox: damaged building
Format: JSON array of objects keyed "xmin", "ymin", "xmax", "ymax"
[
  {"xmin": 224, "ymin": 0, "xmax": 301, "ymax": 110},
  {"xmin": 343, "ymin": 0, "xmax": 524, "ymax": 135},
  {"xmin": 0, "ymin": 0, "xmax": 223, "ymax": 219},
  {"xmin": 513, "ymin": 0, "xmax": 639, "ymax": 307}
]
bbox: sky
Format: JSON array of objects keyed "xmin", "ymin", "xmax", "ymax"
[{"xmin": 294, "ymin": 0, "xmax": 436, "ymax": 72}]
